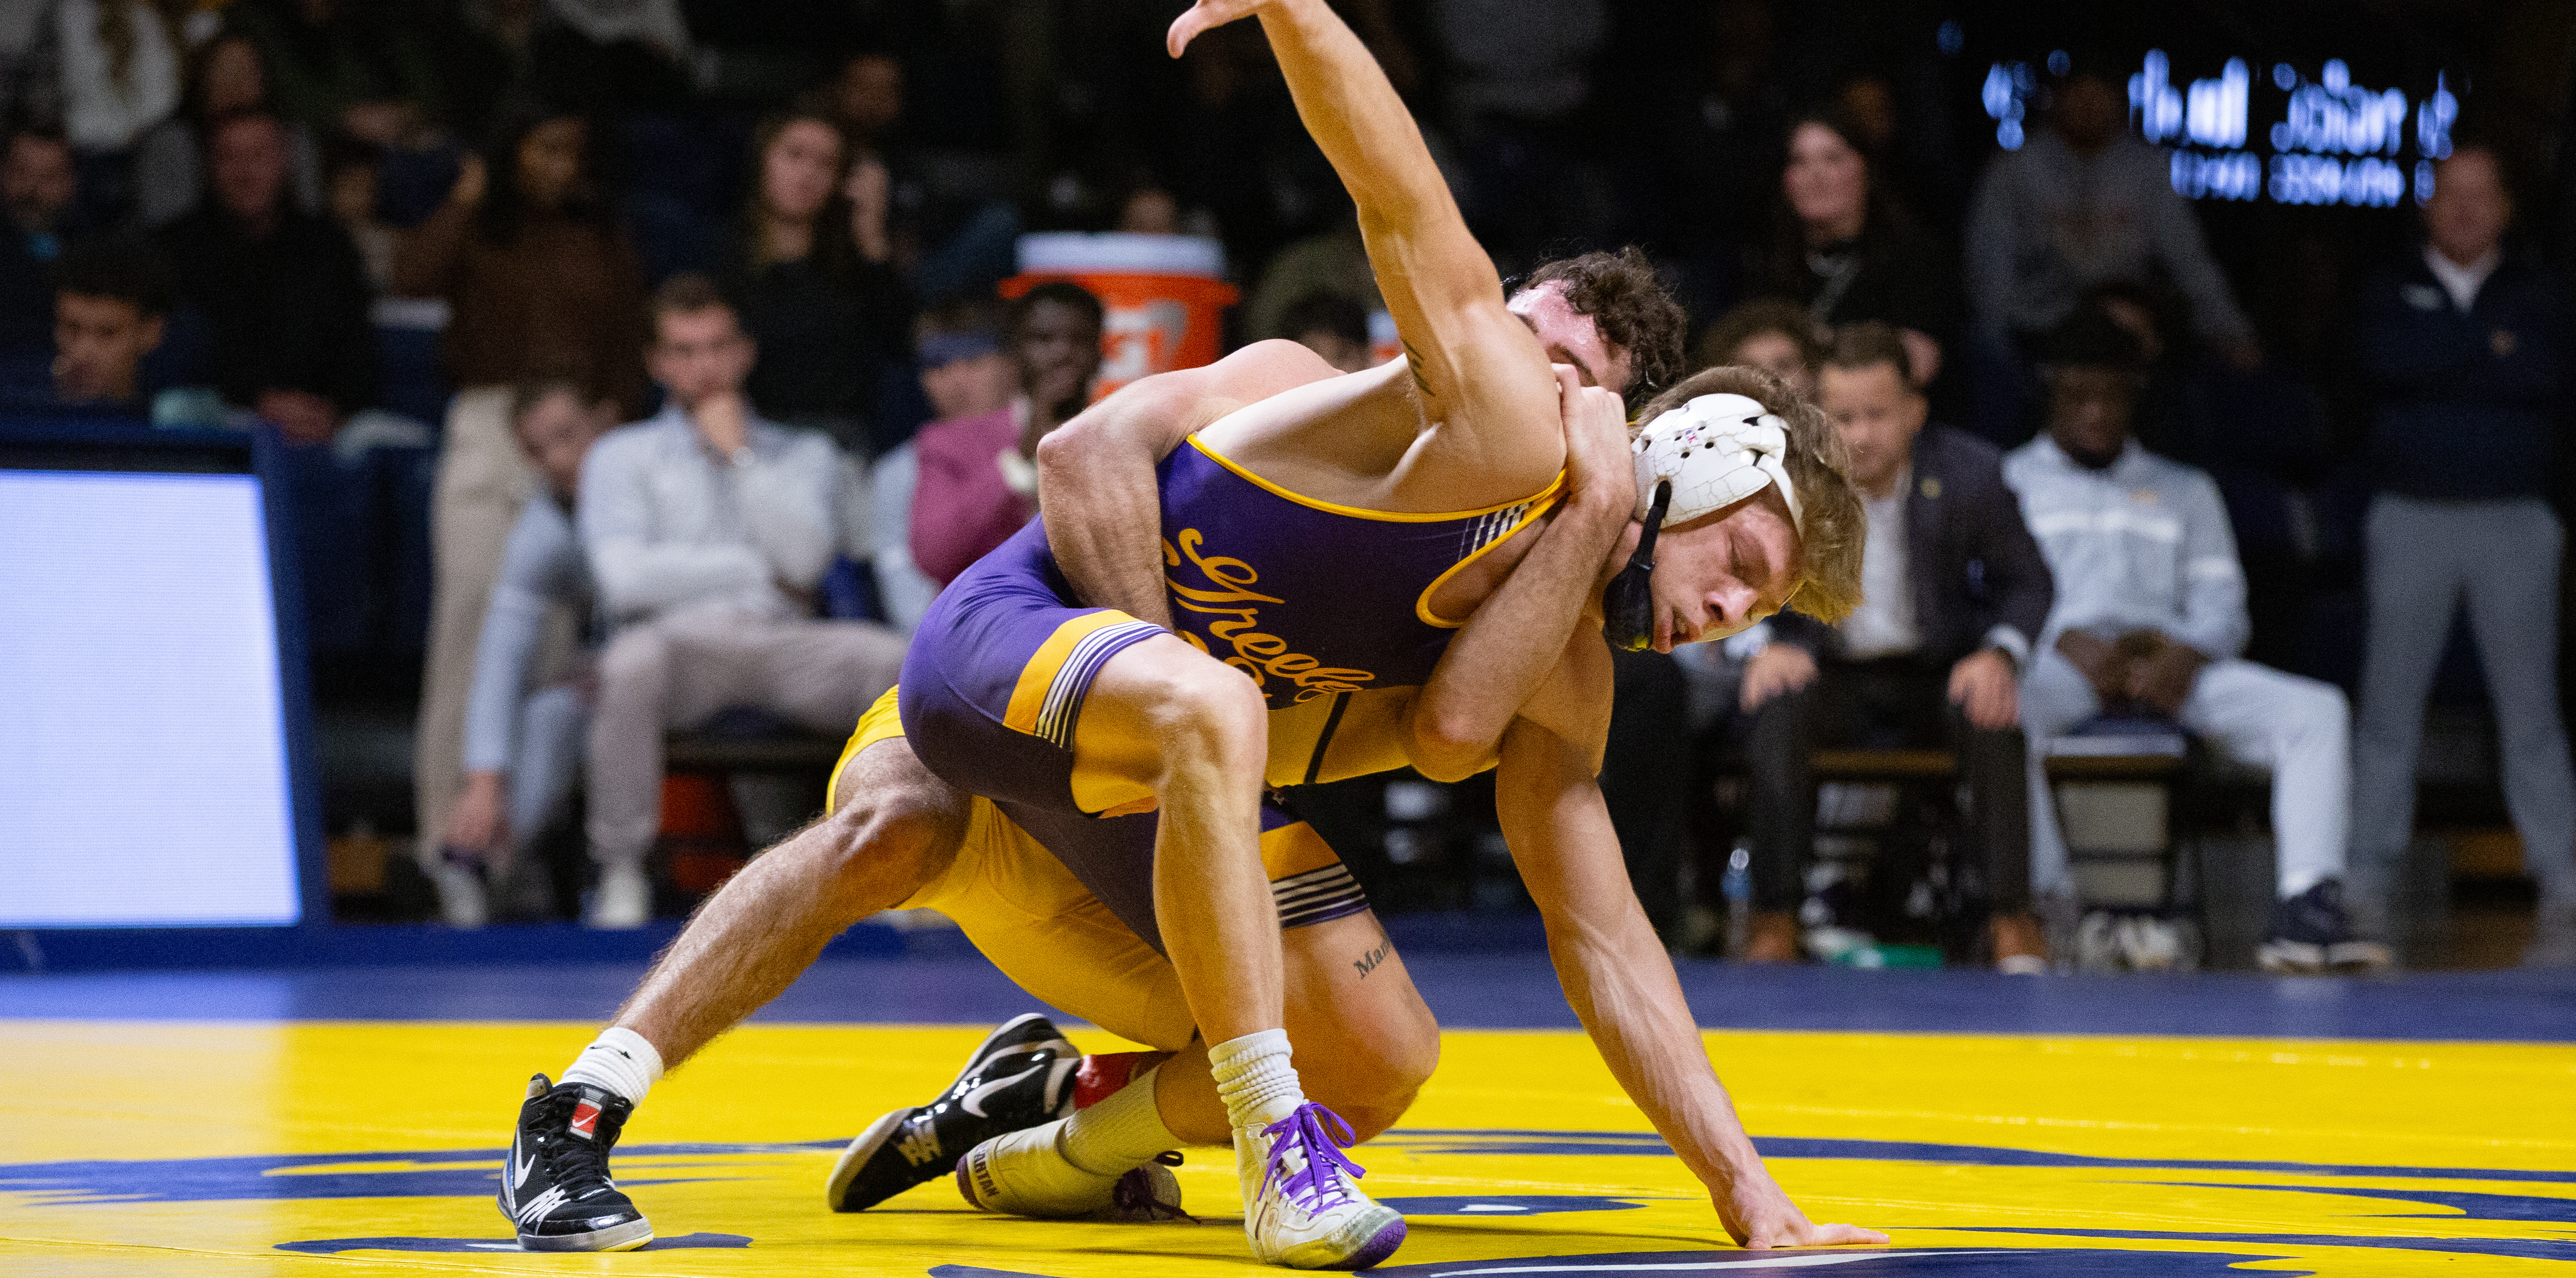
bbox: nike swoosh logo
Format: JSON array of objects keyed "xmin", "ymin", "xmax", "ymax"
[
  {"xmin": 959, "ymin": 1061, "xmax": 1047, "ymax": 1118},
  {"xmin": 515, "ymin": 1150, "xmax": 538, "ymax": 1188},
  {"xmin": 966, "ymin": 1037, "xmax": 1073, "ymax": 1081}
]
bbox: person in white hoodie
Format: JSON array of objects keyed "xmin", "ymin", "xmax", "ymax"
[
  {"xmin": 2003, "ymin": 307, "xmax": 2385, "ymax": 973},
  {"xmin": 575, "ymin": 273, "xmax": 905, "ymax": 927}
]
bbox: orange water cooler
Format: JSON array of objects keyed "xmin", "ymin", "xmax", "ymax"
[{"xmin": 1002, "ymin": 233, "xmax": 1241, "ymax": 400}]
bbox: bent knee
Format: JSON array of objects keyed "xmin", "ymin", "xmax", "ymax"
[
  {"xmin": 819, "ymin": 748, "xmax": 970, "ymax": 891},
  {"xmin": 2281, "ymin": 677, "xmax": 2349, "ymax": 743},
  {"xmin": 1143, "ymin": 662, "xmax": 1268, "ymax": 761},
  {"xmin": 597, "ymin": 627, "xmax": 671, "ymax": 688},
  {"xmin": 1303, "ymin": 1020, "xmax": 1439, "ymax": 1141}
]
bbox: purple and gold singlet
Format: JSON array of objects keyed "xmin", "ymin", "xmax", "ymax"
[
  {"xmin": 1158, "ymin": 436, "xmax": 1560, "ymax": 786},
  {"xmin": 893, "ymin": 431, "xmax": 1555, "ymax": 950}
]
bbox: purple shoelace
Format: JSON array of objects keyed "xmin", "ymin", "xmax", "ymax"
[{"xmin": 1259, "ymin": 1102, "xmax": 1366, "ymax": 1214}]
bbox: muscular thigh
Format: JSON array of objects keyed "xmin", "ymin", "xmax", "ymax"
[
  {"xmin": 1065, "ymin": 632, "xmax": 1247, "ymax": 815},
  {"xmin": 917, "ymin": 797, "xmax": 1398, "ymax": 1051}
]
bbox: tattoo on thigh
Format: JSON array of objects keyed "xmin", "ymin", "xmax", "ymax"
[{"xmin": 1353, "ymin": 942, "xmax": 1391, "ymax": 978}]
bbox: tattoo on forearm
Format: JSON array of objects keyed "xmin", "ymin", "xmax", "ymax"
[{"xmin": 1353, "ymin": 942, "xmax": 1391, "ymax": 977}]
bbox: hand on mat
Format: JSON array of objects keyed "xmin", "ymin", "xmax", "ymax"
[
  {"xmin": 1168, "ymin": 0, "xmax": 1271, "ymax": 56},
  {"xmin": 1555, "ymin": 362, "xmax": 1633, "ymax": 518},
  {"xmin": 1717, "ymin": 1171, "xmax": 1890, "ymax": 1250}
]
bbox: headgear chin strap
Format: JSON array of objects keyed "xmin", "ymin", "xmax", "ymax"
[{"xmin": 1601, "ymin": 392, "xmax": 1804, "ymax": 651}]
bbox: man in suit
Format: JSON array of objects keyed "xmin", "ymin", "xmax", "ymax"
[{"xmin": 1732, "ymin": 321, "xmax": 2055, "ymax": 968}]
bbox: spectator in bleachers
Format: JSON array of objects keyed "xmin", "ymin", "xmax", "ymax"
[
  {"xmin": 718, "ymin": 107, "xmax": 908, "ymax": 456},
  {"xmin": 819, "ymin": 41, "xmax": 1016, "ymax": 308},
  {"xmin": 1281, "ymin": 288, "xmax": 1373, "ymax": 373},
  {"xmin": 1243, "ymin": 211, "xmax": 1378, "ymax": 344},
  {"xmin": 48, "ymin": 233, "xmax": 223, "ymax": 425},
  {"xmin": 1430, "ymin": 0, "xmax": 1609, "ymax": 260},
  {"xmin": 1695, "ymin": 296, "xmax": 1819, "ymax": 397},
  {"xmin": 401, "ymin": 103, "xmax": 648, "ymax": 870},
  {"xmin": 828, "ymin": 50, "xmax": 903, "ymax": 157},
  {"xmin": 159, "ymin": 109, "xmax": 372, "ymax": 444},
  {"xmin": 906, "ymin": 280, "xmax": 1102, "ymax": 586},
  {"xmin": 46, "ymin": 234, "xmax": 153, "ymax": 409},
  {"xmin": 435, "ymin": 0, "xmax": 688, "ymax": 139},
  {"xmin": 322, "ymin": 137, "xmax": 393, "ymax": 290},
  {"xmin": 225, "ymin": 0, "xmax": 445, "ymax": 149},
  {"xmin": 2005, "ymin": 308, "xmax": 2384, "ymax": 973},
  {"xmin": 1114, "ymin": 180, "xmax": 1181, "ymax": 236},
  {"xmin": 2349, "ymin": 144, "xmax": 2576, "ymax": 958},
  {"xmin": 134, "ymin": 32, "xmax": 319, "ymax": 229},
  {"xmin": 1756, "ymin": 108, "xmax": 1959, "ymax": 387},
  {"xmin": 1722, "ymin": 323, "xmax": 2052, "ymax": 968},
  {"xmin": 0, "ymin": 127, "xmax": 77, "ymax": 389},
  {"xmin": 869, "ymin": 298, "xmax": 1016, "ymax": 632},
  {"xmin": 432, "ymin": 376, "xmax": 613, "ymax": 928},
  {"xmin": 46, "ymin": 0, "xmax": 183, "ymax": 222},
  {"xmin": 1965, "ymin": 59, "xmax": 2259, "ymax": 438},
  {"xmin": 46, "ymin": 235, "xmax": 196, "ymax": 417},
  {"xmin": 575, "ymin": 272, "xmax": 905, "ymax": 928}
]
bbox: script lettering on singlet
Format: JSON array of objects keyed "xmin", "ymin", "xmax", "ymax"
[{"xmin": 1163, "ymin": 527, "xmax": 1375, "ymax": 700}]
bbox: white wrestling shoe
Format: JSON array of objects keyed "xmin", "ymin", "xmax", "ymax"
[
  {"xmin": 1238, "ymin": 1103, "xmax": 1406, "ymax": 1270},
  {"xmin": 954, "ymin": 1118, "xmax": 1187, "ymax": 1222}
]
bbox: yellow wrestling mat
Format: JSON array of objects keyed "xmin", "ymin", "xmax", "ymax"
[{"xmin": 3, "ymin": 1021, "xmax": 2572, "ymax": 1276}]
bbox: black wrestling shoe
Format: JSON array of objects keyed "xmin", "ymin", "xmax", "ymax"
[
  {"xmin": 2257, "ymin": 879, "xmax": 2391, "ymax": 973},
  {"xmin": 498, "ymin": 1075, "xmax": 653, "ymax": 1252},
  {"xmin": 827, "ymin": 1013, "xmax": 1079, "ymax": 1212}
]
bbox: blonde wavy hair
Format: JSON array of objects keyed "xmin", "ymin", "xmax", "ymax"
[{"xmin": 1630, "ymin": 364, "xmax": 1865, "ymax": 625}]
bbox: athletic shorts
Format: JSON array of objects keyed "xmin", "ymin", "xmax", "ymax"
[{"xmin": 840, "ymin": 679, "xmax": 1368, "ymax": 1042}]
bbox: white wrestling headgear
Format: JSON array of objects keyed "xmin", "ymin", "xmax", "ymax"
[
  {"xmin": 1602, "ymin": 392, "xmax": 1805, "ymax": 651},
  {"xmin": 1629, "ymin": 392, "xmax": 1804, "ymax": 535}
]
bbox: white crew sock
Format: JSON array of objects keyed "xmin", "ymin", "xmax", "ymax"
[
  {"xmin": 1209, "ymin": 1029, "xmax": 1304, "ymax": 1130},
  {"xmin": 1058, "ymin": 1065, "xmax": 1181, "ymax": 1176},
  {"xmin": 559, "ymin": 1027, "xmax": 665, "ymax": 1104}
]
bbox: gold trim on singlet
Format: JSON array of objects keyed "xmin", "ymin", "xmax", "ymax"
[
  {"xmin": 1413, "ymin": 493, "xmax": 1563, "ymax": 628},
  {"xmin": 1185, "ymin": 435, "xmax": 1564, "ymax": 523}
]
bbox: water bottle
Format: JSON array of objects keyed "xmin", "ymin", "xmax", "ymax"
[{"xmin": 1721, "ymin": 842, "xmax": 1753, "ymax": 958}]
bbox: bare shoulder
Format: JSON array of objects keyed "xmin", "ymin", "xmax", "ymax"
[{"xmin": 1206, "ymin": 338, "xmax": 1343, "ymax": 400}]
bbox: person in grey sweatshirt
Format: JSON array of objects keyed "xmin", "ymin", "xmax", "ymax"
[
  {"xmin": 1965, "ymin": 63, "xmax": 2258, "ymax": 368},
  {"xmin": 2004, "ymin": 308, "xmax": 2384, "ymax": 973},
  {"xmin": 575, "ymin": 273, "xmax": 905, "ymax": 928},
  {"xmin": 433, "ymin": 378, "xmax": 615, "ymax": 928}
]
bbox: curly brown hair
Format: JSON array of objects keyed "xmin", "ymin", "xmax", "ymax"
[
  {"xmin": 1520, "ymin": 247, "xmax": 1687, "ymax": 398},
  {"xmin": 1632, "ymin": 364, "xmax": 1865, "ymax": 625}
]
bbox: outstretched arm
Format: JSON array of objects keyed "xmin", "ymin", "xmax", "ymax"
[
  {"xmin": 1039, "ymin": 339, "xmax": 1341, "ymax": 628},
  {"xmin": 1173, "ymin": 0, "xmax": 1560, "ymax": 481},
  {"xmin": 1495, "ymin": 651, "xmax": 1887, "ymax": 1249}
]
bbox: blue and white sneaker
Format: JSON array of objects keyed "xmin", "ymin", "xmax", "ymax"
[
  {"xmin": 2258, "ymin": 879, "xmax": 2391, "ymax": 973},
  {"xmin": 827, "ymin": 1013, "xmax": 1079, "ymax": 1211},
  {"xmin": 498, "ymin": 1075, "xmax": 652, "ymax": 1251}
]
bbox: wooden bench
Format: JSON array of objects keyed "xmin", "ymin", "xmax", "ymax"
[{"xmin": 662, "ymin": 730, "xmax": 845, "ymax": 777}]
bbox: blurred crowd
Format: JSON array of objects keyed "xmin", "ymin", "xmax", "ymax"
[{"xmin": 4, "ymin": 0, "xmax": 2567, "ymax": 967}]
